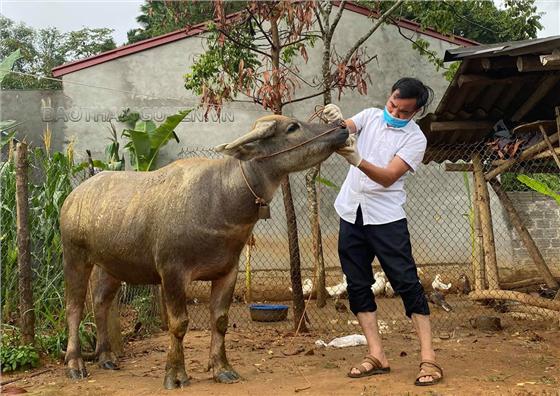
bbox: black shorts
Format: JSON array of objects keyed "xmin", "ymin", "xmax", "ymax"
[{"xmin": 338, "ymin": 206, "xmax": 429, "ymax": 318}]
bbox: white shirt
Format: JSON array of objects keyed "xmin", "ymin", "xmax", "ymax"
[{"xmin": 334, "ymin": 108, "xmax": 427, "ymax": 225}]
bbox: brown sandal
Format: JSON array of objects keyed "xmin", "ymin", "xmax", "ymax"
[
  {"xmin": 414, "ymin": 360, "xmax": 443, "ymax": 386},
  {"xmin": 347, "ymin": 355, "xmax": 390, "ymax": 378}
]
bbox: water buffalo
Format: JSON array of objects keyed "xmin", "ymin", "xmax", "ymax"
[{"xmin": 60, "ymin": 114, "xmax": 348, "ymax": 389}]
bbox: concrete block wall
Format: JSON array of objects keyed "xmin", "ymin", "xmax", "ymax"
[{"xmin": 507, "ymin": 191, "xmax": 560, "ymax": 273}]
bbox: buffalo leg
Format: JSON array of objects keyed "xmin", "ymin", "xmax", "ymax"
[
  {"xmin": 64, "ymin": 248, "xmax": 93, "ymax": 379},
  {"xmin": 92, "ymin": 267, "xmax": 121, "ymax": 370},
  {"xmin": 209, "ymin": 266, "xmax": 240, "ymax": 383},
  {"xmin": 162, "ymin": 274, "xmax": 190, "ymax": 389}
]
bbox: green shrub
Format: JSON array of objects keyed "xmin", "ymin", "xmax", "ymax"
[{"xmin": 0, "ymin": 331, "xmax": 39, "ymax": 372}]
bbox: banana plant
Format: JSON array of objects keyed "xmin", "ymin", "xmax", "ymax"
[
  {"xmin": 0, "ymin": 49, "xmax": 21, "ymax": 83},
  {"xmin": 517, "ymin": 174, "xmax": 560, "ymax": 206},
  {"xmin": 122, "ymin": 109, "xmax": 191, "ymax": 171}
]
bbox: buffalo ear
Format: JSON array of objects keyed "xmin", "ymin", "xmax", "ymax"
[
  {"xmin": 214, "ymin": 120, "xmax": 277, "ymax": 159},
  {"xmin": 214, "ymin": 142, "xmax": 259, "ymax": 161}
]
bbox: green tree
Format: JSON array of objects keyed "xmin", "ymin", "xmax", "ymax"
[
  {"xmin": 0, "ymin": 16, "xmax": 116, "ymax": 89},
  {"xmin": 127, "ymin": 0, "xmax": 246, "ymax": 44},
  {"xmin": 358, "ymin": 0, "xmax": 542, "ymax": 81},
  {"xmin": 370, "ymin": 0, "xmax": 542, "ymax": 44}
]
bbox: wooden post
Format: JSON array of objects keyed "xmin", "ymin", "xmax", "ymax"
[
  {"xmin": 472, "ymin": 173, "xmax": 486, "ymax": 291},
  {"xmin": 15, "ymin": 142, "xmax": 35, "ymax": 345},
  {"xmin": 539, "ymin": 125, "xmax": 560, "ymax": 170},
  {"xmin": 473, "ymin": 154, "xmax": 500, "ymax": 290},
  {"xmin": 305, "ymin": 166, "xmax": 327, "ymax": 308},
  {"xmin": 489, "ymin": 179, "xmax": 559, "ymax": 290}
]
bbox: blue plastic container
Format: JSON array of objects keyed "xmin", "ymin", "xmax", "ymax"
[{"xmin": 249, "ymin": 304, "xmax": 289, "ymax": 322}]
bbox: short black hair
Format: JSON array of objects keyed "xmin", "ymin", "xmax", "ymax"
[{"xmin": 391, "ymin": 77, "xmax": 434, "ymax": 115}]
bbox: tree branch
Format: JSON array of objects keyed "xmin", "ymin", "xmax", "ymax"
[
  {"xmin": 329, "ymin": 0, "xmax": 347, "ymax": 37},
  {"xmin": 217, "ymin": 27, "xmax": 272, "ymax": 59},
  {"xmin": 314, "ymin": 5, "xmax": 325, "ymax": 36},
  {"xmin": 250, "ymin": 13, "xmax": 274, "ymax": 47},
  {"xmin": 283, "ymin": 89, "xmax": 330, "ymax": 105},
  {"xmin": 342, "ymin": 0, "xmax": 404, "ymax": 65}
]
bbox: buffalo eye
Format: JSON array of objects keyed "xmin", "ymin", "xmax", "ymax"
[{"xmin": 286, "ymin": 123, "xmax": 299, "ymax": 133}]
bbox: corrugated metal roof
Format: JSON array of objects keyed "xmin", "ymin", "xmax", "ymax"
[
  {"xmin": 419, "ymin": 36, "xmax": 560, "ymax": 162},
  {"xmin": 443, "ymin": 36, "xmax": 560, "ymax": 61}
]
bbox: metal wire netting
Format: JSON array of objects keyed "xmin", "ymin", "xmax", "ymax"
[
  {"xmin": 2, "ymin": 136, "xmax": 558, "ymax": 338},
  {"xmin": 114, "ymin": 138, "xmax": 559, "ymax": 335}
]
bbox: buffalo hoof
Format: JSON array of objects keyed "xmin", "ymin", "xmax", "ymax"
[
  {"xmin": 99, "ymin": 360, "xmax": 119, "ymax": 370},
  {"xmin": 163, "ymin": 368, "xmax": 190, "ymax": 390},
  {"xmin": 215, "ymin": 369, "xmax": 241, "ymax": 384},
  {"xmin": 66, "ymin": 367, "xmax": 88, "ymax": 380}
]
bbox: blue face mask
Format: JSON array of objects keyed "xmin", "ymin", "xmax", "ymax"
[{"xmin": 383, "ymin": 106, "xmax": 411, "ymax": 128}]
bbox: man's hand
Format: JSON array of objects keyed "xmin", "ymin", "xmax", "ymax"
[
  {"xmin": 336, "ymin": 135, "xmax": 362, "ymax": 167},
  {"xmin": 323, "ymin": 104, "xmax": 343, "ymax": 123}
]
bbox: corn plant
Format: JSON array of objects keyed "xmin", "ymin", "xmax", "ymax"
[{"xmin": 0, "ymin": 132, "xmax": 87, "ymax": 335}]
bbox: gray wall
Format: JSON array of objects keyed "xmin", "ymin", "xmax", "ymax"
[
  {"xmin": 0, "ymin": 90, "xmax": 68, "ymax": 152},
  {"xmin": 2, "ymin": 10, "xmax": 527, "ymax": 272}
]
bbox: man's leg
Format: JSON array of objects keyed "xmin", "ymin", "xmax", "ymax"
[
  {"xmin": 367, "ymin": 218, "xmax": 437, "ymax": 382},
  {"xmin": 412, "ymin": 313, "xmax": 436, "ymax": 383},
  {"xmin": 338, "ymin": 207, "xmax": 388, "ymax": 375},
  {"xmin": 355, "ymin": 311, "xmax": 389, "ymax": 374}
]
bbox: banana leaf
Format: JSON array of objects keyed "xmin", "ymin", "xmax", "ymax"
[
  {"xmin": 0, "ymin": 49, "xmax": 21, "ymax": 83},
  {"xmin": 123, "ymin": 109, "xmax": 191, "ymax": 171},
  {"xmin": 517, "ymin": 174, "xmax": 560, "ymax": 206}
]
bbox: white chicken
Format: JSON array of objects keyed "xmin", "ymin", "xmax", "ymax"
[
  {"xmin": 431, "ymin": 274, "xmax": 452, "ymax": 293},
  {"xmin": 384, "ymin": 280, "xmax": 395, "ymax": 297},
  {"xmin": 326, "ymin": 275, "xmax": 347, "ymax": 297},
  {"xmin": 289, "ymin": 278, "xmax": 313, "ymax": 296},
  {"xmin": 371, "ymin": 272, "xmax": 386, "ymax": 296}
]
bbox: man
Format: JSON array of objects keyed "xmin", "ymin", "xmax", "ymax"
[{"xmin": 323, "ymin": 77, "xmax": 443, "ymax": 386}]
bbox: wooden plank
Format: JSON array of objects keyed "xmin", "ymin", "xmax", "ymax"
[
  {"xmin": 473, "ymin": 154, "xmax": 500, "ymax": 290},
  {"xmin": 517, "ymin": 55, "xmax": 560, "ymax": 72},
  {"xmin": 457, "ymin": 74, "xmax": 520, "ymax": 88},
  {"xmin": 511, "ymin": 75, "xmax": 560, "ymax": 121},
  {"xmin": 430, "ymin": 120, "xmax": 494, "ymax": 132},
  {"xmin": 489, "ymin": 179, "xmax": 559, "ymax": 290},
  {"xmin": 481, "ymin": 57, "xmax": 516, "ymax": 71}
]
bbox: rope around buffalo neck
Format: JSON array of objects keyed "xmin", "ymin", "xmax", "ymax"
[{"xmin": 238, "ymin": 160, "xmax": 267, "ymax": 206}]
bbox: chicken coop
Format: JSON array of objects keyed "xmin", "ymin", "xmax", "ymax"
[
  {"xmin": 114, "ymin": 37, "xmax": 560, "ymax": 336},
  {"xmin": 416, "ymin": 36, "xmax": 560, "ymax": 325}
]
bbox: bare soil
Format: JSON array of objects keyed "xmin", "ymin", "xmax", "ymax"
[{"xmin": 3, "ymin": 323, "xmax": 559, "ymax": 396}]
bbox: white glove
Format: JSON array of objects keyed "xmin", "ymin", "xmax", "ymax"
[
  {"xmin": 323, "ymin": 104, "xmax": 343, "ymax": 123},
  {"xmin": 336, "ymin": 135, "xmax": 362, "ymax": 167}
]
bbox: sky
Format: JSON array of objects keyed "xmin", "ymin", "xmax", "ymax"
[{"xmin": 0, "ymin": 0, "xmax": 559, "ymax": 47}]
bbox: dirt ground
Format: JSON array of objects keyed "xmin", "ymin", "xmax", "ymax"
[{"xmin": 2, "ymin": 323, "xmax": 560, "ymax": 396}]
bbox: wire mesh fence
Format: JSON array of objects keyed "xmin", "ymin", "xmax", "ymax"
[{"xmin": 1, "ymin": 132, "xmax": 559, "ymax": 341}]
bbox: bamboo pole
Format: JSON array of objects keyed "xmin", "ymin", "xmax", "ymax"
[
  {"xmin": 16, "ymin": 142, "xmax": 35, "ymax": 345},
  {"xmin": 507, "ymin": 304, "xmax": 560, "ymax": 324},
  {"xmin": 489, "ymin": 179, "xmax": 559, "ymax": 289},
  {"xmin": 500, "ymin": 277, "xmax": 560, "ymax": 290},
  {"xmin": 469, "ymin": 290, "xmax": 560, "ymax": 311},
  {"xmin": 485, "ymin": 132, "xmax": 559, "ymax": 180},
  {"xmin": 244, "ymin": 234, "xmax": 255, "ymax": 303},
  {"xmin": 473, "ymin": 154, "xmax": 500, "ymax": 289}
]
